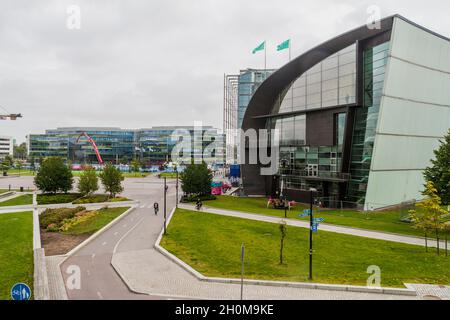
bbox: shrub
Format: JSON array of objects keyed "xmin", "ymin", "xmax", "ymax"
[
  {"xmin": 73, "ymin": 194, "xmax": 109, "ymax": 204},
  {"xmin": 39, "ymin": 206, "xmax": 86, "ymax": 230},
  {"xmin": 181, "ymin": 194, "xmax": 216, "ymax": 203},
  {"xmin": 37, "ymin": 193, "xmax": 81, "ymax": 205}
]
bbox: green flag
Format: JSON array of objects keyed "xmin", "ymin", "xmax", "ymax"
[
  {"xmin": 277, "ymin": 39, "xmax": 290, "ymax": 51},
  {"xmin": 252, "ymin": 41, "xmax": 265, "ymax": 54}
]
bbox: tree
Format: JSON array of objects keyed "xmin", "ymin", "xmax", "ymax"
[
  {"xmin": 180, "ymin": 162, "xmax": 212, "ymax": 196},
  {"xmin": 15, "ymin": 161, "xmax": 23, "ymax": 175},
  {"xmin": 131, "ymin": 159, "xmax": 141, "ymax": 173},
  {"xmin": 78, "ymin": 166, "xmax": 99, "ymax": 196},
  {"xmin": 410, "ymin": 181, "xmax": 447, "ymax": 254},
  {"xmin": 424, "ymin": 129, "xmax": 450, "ymax": 204},
  {"xmin": 13, "ymin": 142, "xmax": 27, "ymax": 160},
  {"xmin": 279, "ymin": 220, "xmax": 287, "ymax": 264},
  {"xmin": 29, "ymin": 154, "xmax": 36, "ymax": 171},
  {"xmin": 1, "ymin": 156, "xmax": 12, "ymax": 175},
  {"xmin": 34, "ymin": 157, "xmax": 73, "ymax": 193},
  {"xmin": 99, "ymin": 163, "xmax": 124, "ymax": 198}
]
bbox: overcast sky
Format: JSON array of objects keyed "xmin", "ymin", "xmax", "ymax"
[{"xmin": 1, "ymin": 0, "xmax": 449, "ymax": 143}]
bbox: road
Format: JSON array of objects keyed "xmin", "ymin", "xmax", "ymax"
[
  {"xmin": 0, "ymin": 174, "xmax": 179, "ymax": 300},
  {"xmin": 60, "ymin": 176, "xmax": 178, "ymax": 299}
]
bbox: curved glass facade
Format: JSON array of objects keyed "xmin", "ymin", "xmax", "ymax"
[{"xmin": 278, "ymin": 44, "xmax": 356, "ymax": 114}]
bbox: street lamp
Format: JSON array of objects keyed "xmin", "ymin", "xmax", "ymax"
[
  {"xmin": 174, "ymin": 164, "xmax": 179, "ymax": 208},
  {"xmin": 164, "ymin": 177, "xmax": 167, "ymax": 235},
  {"xmin": 280, "ymin": 159, "xmax": 289, "ymax": 218},
  {"xmin": 309, "ymin": 187, "xmax": 317, "ymax": 280}
]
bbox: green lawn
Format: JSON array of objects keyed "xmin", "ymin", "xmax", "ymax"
[
  {"xmin": 161, "ymin": 209, "xmax": 450, "ymax": 288},
  {"xmin": 202, "ymin": 196, "xmax": 445, "ymax": 239},
  {"xmin": 5, "ymin": 169, "xmax": 35, "ymax": 176},
  {"xmin": 63, "ymin": 207, "xmax": 130, "ymax": 235},
  {"xmin": 0, "ymin": 212, "xmax": 33, "ymax": 300},
  {"xmin": 158, "ymin": 172, "xmax": 178, "ymax": 178},
  {"xmin": 0, "ymin": 194, "xmax": 33, "ymax": 207}
]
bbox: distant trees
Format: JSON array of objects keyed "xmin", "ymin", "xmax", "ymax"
[
  {"xmin": 410, "ymin": 181, "xmax": 447, "ymax": 254},
  {"xmin": 99, "ymin": 163, "xmax": 124, "ymax": 198},
  {"xmin": 78, "ymin": 166, "xmax": 99, "ymax": 196},
  {"xmin": 34, "ymin": 157, "xmax": 73, "ymax": 193},
  {"xmin": 180, "ymin": 162, "xmax": 212, "ymax": 196},
  {"xmin": 424, "ymin": 129, "xmax": 450, "ymax": 204},
  {"xmin": 131, "ymin": 159, "xmax": 141, "ymax": 173},
  {"xmin": 1, "ymin": 155, "xmax": 13, "ymax": 175},
  {"xmin": 13, "ymin": 142, "xmax": 27, "ymax": 160}
]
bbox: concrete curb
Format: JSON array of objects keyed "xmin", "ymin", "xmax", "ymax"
[
  {"xmin": 33, "ymin": 248, "xmax": 50, "ymax": 300},
  {"xmin": 0, "ymin": 191, "xmax": 15, "ymax": 199},
  {"xmin": 153, "ymin": 208, "xmax": 417, "ymax": 297},
  {"xmin": 64, "ymin": 205, "xmax": 138, "ymax": 257}
]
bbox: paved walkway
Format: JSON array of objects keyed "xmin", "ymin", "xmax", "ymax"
[{"xmin": 178, "ymin": 204, "xmax": 449, "ymax": 249}]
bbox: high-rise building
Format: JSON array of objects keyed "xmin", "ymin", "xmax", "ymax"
[
  {"xmin": 223, "ymin": 69, "xmax": 275, "ymax": 163},
  {"xmin": 240, "ymin": 15, "xmax": 450, "ymax": 210}
]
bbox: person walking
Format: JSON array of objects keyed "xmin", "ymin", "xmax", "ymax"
[{"xmin": 153, "ymin": 202, "xmax": 159, "ymax": 215}]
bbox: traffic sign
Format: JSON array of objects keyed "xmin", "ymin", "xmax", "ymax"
[
  {"xmin": 311, "ymin": 223, "xmax": 319, "ymax": 233},
  {"xmin": 303, "ymin": 209, "xmax": 311, "ymax": 215},
  {"xmin": 313, "ymin": 218, "xmax": 325, "ymax": 223},
  {"xmin": 11, "ymin": 283, "xmax": 31, "ymax": 300}
]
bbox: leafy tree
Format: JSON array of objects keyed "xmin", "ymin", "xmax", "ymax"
[
  {"xmin": 120, "ymin": 156, "xmax": 129, "ymax": 165},
  {"xmin": 78, "ymin": 166, "xmax": 99, "ymax": 196},
  {"xmin": 29, "ymin": 154, "xmax": 36, "ymax": 171},
  {"xmin": 13, "ymin": 142, "xmax": 27, "ymax": 160},
  {"xmin": 15, "ymin": 161, "xmax": 23, "ymax": 175},
  {"xmin": 131, "ymin": 159, "xmax": 141, "ymax": 173},
  {"xmin": 99, "ymin": 163, "xmax": 124, "ymax": 198},
  {"xmin": 424, "ymin": 129, "xmax": 450, "ymax": 204},
  {"xmin": 180, "ymin": 162, "xmax": 212, "ymax": 196},
  {"xmin": 34, "ymin": 157, "xmax": 73, "ymax": 193},
  {"xmin": 1, "ymin": 157, "xmax": 12, "ymax": 175},
  {"xmin": 410, "ymin": 181, "xmax": 447, "ymax": 254},
  {"xmin": 279, "ymin": 220, "xmax": 287, "ymax": 264}
]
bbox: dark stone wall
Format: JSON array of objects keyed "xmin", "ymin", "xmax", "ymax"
[{"xmin": 305, "ymin": 107, "xmax": 347, "ymax": 146}]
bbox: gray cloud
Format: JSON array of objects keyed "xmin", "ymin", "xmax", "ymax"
[{"xmin": 0, "ymin": 0, "xmax": 448, "ymax": 143}]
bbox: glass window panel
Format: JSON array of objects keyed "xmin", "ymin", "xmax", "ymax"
[
  {"xmin": 339, "ymin": 51, "xmax": 356, "ymax": 65},
  {"xmin": 307, "ymin": 71, "xmax": 321, "ymax": 84},
  {"xmin": 339, "ymin": 63, "xmax": 356, "ymax": 76},
  {"xmin": 322, "ymin": 56, "xmax": 338, "ymax": 70},
  {"xmin": 293, "ymin": 75, "xmax": 306, "ymax": 87},
  {"xmin": 339, "ymin": 73, "xmax": 356, "ymax": 87},
  {"xmin": 322, "ymin": 67, "xmax": 338, "ymax": 81},
  {"xmin": 322, "ymin": 89, "xmax": 338, "ymax": 107},
  {"xmin": 308, "ymin": 63, "xmax": 322, "ymax": 74},
  {"xmin": 322, "ymin": 78, "xmax": 338, "ymax": 91},
  {"xmin": 307, "ymin": 83, "xmax": 321, "ymax": 94},
  {"xmin": 293, "ymin": 96, "xmax": 306, "ymax": 111},
  {"xmin": 293, "ymin": 86, "xmax": 306, "ymax": 97}
]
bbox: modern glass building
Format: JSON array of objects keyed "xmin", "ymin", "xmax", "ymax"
[
  {"xmin": 241, "ymin": 15, "xmax": 450, "ymax": 210},
  {"xmin": 27, "ymin": 126, "xmax": 224, "ymax": 166},
  {"xmin": 223, "ymin": 69, "xmax": 275, "ymax": 164}
]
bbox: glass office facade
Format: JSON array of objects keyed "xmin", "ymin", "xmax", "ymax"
[
  {"xmin": 28, "ymin": 127, "xmax": 224, "ymax": 166},
  {"xmin": 347, "ymin": 41, "xmax": 390, "ymax": 204},
  {"xmin": 278, "ymin": 44, "xmax": 356, "ymax": 113},
  {"xmin": 237, "ymin": 69, "xmax": 275, "ymax": 128}
]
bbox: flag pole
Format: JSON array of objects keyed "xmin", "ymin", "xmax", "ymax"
[{"xmin": 264, "ymin": 41, "xmax": 267, "ymax": 71}]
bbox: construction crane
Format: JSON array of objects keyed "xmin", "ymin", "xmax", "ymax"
[
  {"xmin": 0, "ymin": 104, "xmax": 22, "ymax": 120},
  {"xmin": 0, "ymin": 113, "xmax": 22, "ymax": 120},
  {"xmin": 76, "ymin": 132, "xmax": 104, "ymax": 165}
]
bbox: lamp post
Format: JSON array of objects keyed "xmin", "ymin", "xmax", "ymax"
[
  {"xmin": 164, "ymin": 177, "xmax": 167, "ymax": 235},
  {"xmin": 175, "ymin": 165, "xmax": 179, "ymax": 208},
  {"xmin": 280, "ymin": 159, "xmax": 288, "ymax": 218},
  {"xmin": 309, "ymin": 187, "xmax": 317, "ymax": 280}
]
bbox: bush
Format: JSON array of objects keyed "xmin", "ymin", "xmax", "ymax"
[
  {"xmin": 181, "ymin": 194, "xmax": 216, "ymax": 203},
  {"xmin": 34, "ymin": 157, "xmax": 73, "ymax": 193},
  {"xmin": 39, "ymin": 206, "xmax": 86, "ymax": 230},
  {"xmin": 37, "ymin": 193, "xmax": 81, "ymax": 205},
  {"xmin": 73, "ymin": 194, "xmax": 109, "ymax": 204}
]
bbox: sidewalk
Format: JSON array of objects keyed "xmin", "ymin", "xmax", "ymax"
[{"xmin": 178, "ymin": 204, "xmax": 449, "ymax": 249}]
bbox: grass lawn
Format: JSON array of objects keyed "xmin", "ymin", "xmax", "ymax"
[
  {"xmin": 0, "ymin": 194, "xmax": 33, "ymax": 207},
  {"xmin": 0, "ymin": 212, "xmax": 33, "ymax": 300},
  {"xmin": 202, "ymin": 196, "xmax": 446, "ymax": 239},
  {"xmin": 161, "ymin": 209, "xmax": 450, "ymax": 288},
  {"xmin": 158, "ymin": 172, "xmax": 178, "ymax": 178},
  {"xmin": 5, "ymin": 169, "xmax": 35, "ymax": 176},
  {"xmin": 62, "ymin": 207, "xmax": 130, "ymax": 235}
]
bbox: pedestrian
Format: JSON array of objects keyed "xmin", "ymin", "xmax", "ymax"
[{"xmin": 153, "ymin": 202, "xmax": 159, "ymax": 215}]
